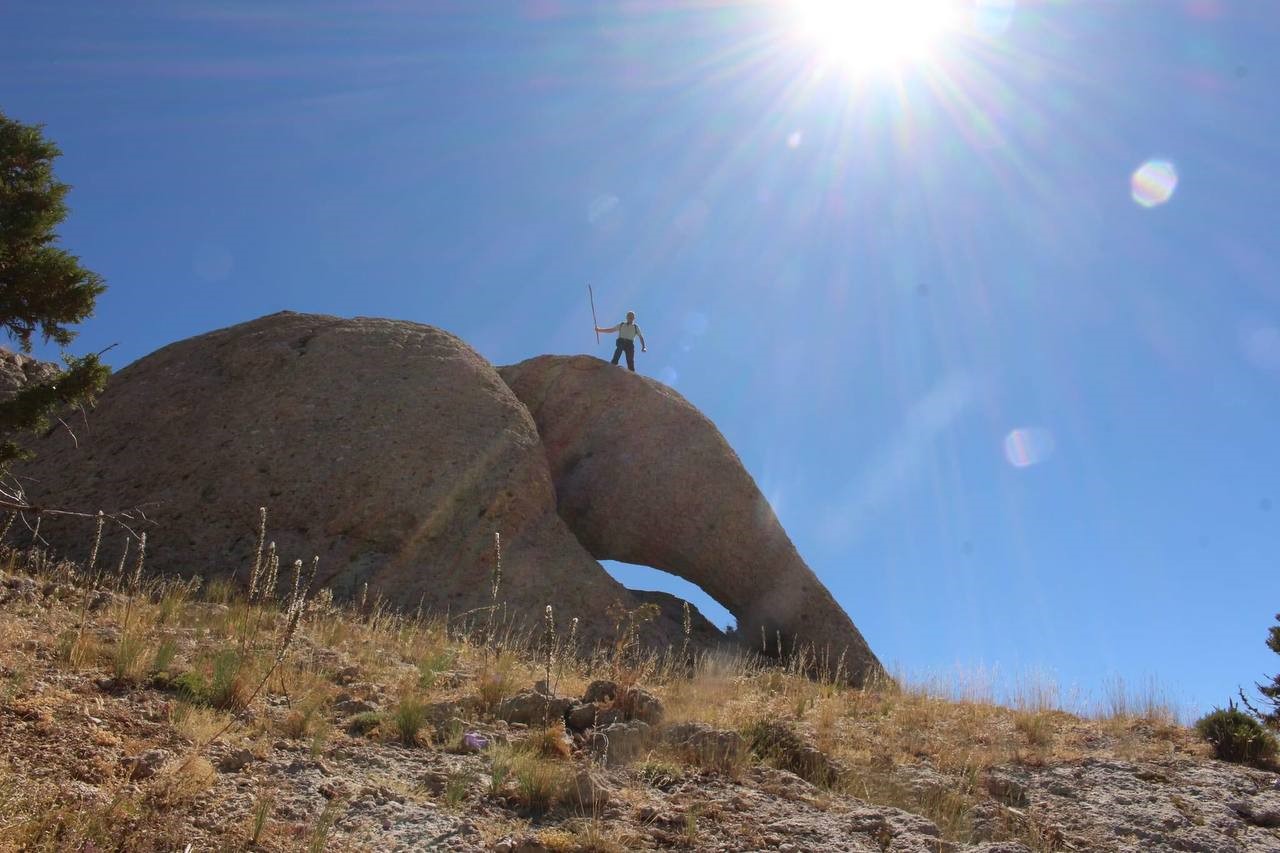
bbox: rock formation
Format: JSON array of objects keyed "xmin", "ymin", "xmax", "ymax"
[
  {"xmin": 17, "ymin": 313, "xmax": 672, "ymax": 645},
  {"xmin": 0, "ymin": 348, "xmax": 58, "ymax": 399},
  {"xmin": 18, "ymin": 312, "xmax": 881, "ymax": 676},
  {"xmin": 499, "ymin": 355, "xmax": 883, "ymax": 685}
]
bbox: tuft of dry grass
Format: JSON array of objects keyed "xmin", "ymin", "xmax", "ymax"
[
  {"xmin": 530, "ymin": 721, "xmax": 573, "ymax": 760},
  {"xmin": 152, "ymin": 754, "xmax": 216, "ymax": 805},
  {"xmin": 391, "ymin": 694, "xmax": 431, "ymax": 746},
  {"xmin": 486, "ymin": 740, "xmax": 576, "ymax": 814},
  {"xmin": 477, "ymin": 650, "xmax": 521, "ymax": 709}
]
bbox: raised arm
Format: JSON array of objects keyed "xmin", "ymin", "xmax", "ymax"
[{"xmin": 596, "ymin": 324, "xmax": 619, "ymax": 334}]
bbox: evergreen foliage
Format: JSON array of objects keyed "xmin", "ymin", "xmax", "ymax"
[
  {"xmin": 1194, "ymin": 700, "xmax": 1277, "ymax": 766},
  {"xmin": 1239, "ymin": 612, "xmax": 1280, "ymax": 728},
  {"xmin": 0, "ymin": 110, "xmax": 108, "ymax": 467}
]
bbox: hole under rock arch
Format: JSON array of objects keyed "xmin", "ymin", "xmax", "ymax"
[{"xmin": 600, "ymin": 559, "xmax": 736, "ymax": 634}]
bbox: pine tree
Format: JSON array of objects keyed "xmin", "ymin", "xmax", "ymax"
[
  {"xmin": 0, "ymin": 110, "xmax": 108, "ymax": 468},
  {"xmin": 1257, "ymin": 613, "xmax": 1280, "ymax": 725},
  {"xmin": 1240, "ymin": 612, "xmax": 1280, "ymax": 729}
]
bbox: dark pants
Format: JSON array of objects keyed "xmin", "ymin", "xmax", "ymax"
[{"xmin": 611, "ymin": 338, "xmax": 635, "ymax": 371}]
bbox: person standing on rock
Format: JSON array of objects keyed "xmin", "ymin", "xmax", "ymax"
[{"xmin": 596, "ymin": 311, "xmax": 646, "ymax": 372}]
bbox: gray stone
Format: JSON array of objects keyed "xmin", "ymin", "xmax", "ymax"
[
  {"xmin": 595, "ymin": 707, "xmax": 625, "ymax": 727},
  {"xmin": 217, "ymin": 748, "xmax": 254, "ymax": 773},
  {"xmin": 570, "ymin": 767, "xmax": 611, "ymax": 809},
  {"xmin": 0, "ymin": 574, "xmax": 37, "ymax": 605},
  {"xmin": 124, "ymin": 748, "xmax": 172, "ymax": 780},
  {"xmin": 0, "ymin": 348, "xmax": 58, "ymax": 403},
  {"xmin": 663, "ymin": 721, "xmax": 744, "ymax": 771},
  {"xmin": 582, "ymin": 680, "xmax": 618, "ymax": 704},
  {"xmin": 333, "ymin": 694, "xmax": 380, "ymax": 715},
  {"xmin": 1232, "ymin": 790, "xmax": 1280, "ymax": 827},
  {"xmin": 593, "ymin": 720, "xmax": 652, "ymax": 766},
  {"xmin": 566, "ymin": 703, "xmax": 598, "ymax": 732},
  {"xmin": 618, "ymin": 686, "xmax": 664, "ymax": 726},
  {"xmin": 496, "ymin": 690, "xmax": 573, "ymax": 726}
]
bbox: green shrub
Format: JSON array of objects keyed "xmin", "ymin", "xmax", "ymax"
[
  {"xmin": 417, "ymin": 648, "xmax": 456, "ymax": 689},
  {"xmin": 1195, "ymin": 702, "xmax": 1278, "ymax": 766},
  {"xmin": 168, "ymin": 650, "xmax": 250, "ymax": 710},
  {"xmin": 171, "ymin": 670, "xmax": 208, "ymax": 703},
  {"xmin": 392, "ymin": 696, "xmax": 429, "ymax": 746},
  {"xmin": 1239, "ymin": 612, "xmax": 1280, "ymax": 728},
  {"xmin": 347, "ymin": 711, "xmax": 382, "ymax": 737},
  {"xmin": 151, "ymin": 638, "xmax": 178, "ymax": 675},
  {"xmin": 208, "ymin": 649, "xmax": 250, "ymax": 710},
  {"xmin": 110, "ymin": 632, "xmax": 147, "ymax": 682},
  {"xmin": 511, "ymin": 750, "xmax": 572, "ymax": 813}
]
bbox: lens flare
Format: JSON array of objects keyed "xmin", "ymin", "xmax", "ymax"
[
  {"xmin": 973, "ymin": 0, "xmax": 1016, "ymax": 36},
  {"xmin": 1130, "ymin": 160, "xmax": 1178, "ymax": 207},
  {"xmin": 1003, "ymin": 428, "xmax": 1055, "ymax": 468},
  {"xmin": 587, "ymin": 194, "xmax": 620, "ymax": 225},
  {"xmin": 792, "ymin": 0, "xmax": 957, "ymax": 72}
]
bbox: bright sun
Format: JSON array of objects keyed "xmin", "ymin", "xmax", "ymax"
[{"xmin": 792, "ymin": 0, "xmax": 958, "ymax": 72}]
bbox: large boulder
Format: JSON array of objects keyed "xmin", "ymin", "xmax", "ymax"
[
  {"xmin": 0, "ymin": 347, "xmax": 59, "ymax": 399},
  {"xmin": 498, "ymin": 355, "xmax": 883, "ymax": 685},
  {"xmin": 16, "ymin": 313, "xmax": 644, "ymax": 644}
]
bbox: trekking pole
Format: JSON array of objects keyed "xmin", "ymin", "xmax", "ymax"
[{"xmin": 588, "ymin": 284, "xmax": 600, "ymax": 345}]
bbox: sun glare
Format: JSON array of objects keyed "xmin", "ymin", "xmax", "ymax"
[{"xmin": 793, "ymin": 0, "xmax": 958, "ymax": 72}]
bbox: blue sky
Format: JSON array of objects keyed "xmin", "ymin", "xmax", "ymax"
[{"xmin": 4, "ymin": 0, "xmax": 1278, "ymax": 716}]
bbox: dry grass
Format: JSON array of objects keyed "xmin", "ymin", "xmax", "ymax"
[
  {"xmin": 487, "ymin": 741, "xmax": 576, "ymax": 813},
  {"xmin": 171, "ymin": 702, "xmax": 230, "ymax": 745},
  {"xmin": 0, "ymin": 530, "xmax": 1211, "ymax": 851}
]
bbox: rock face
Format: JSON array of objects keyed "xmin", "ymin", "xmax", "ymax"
[
  {"xmin": 18, "ymin": 312, "xmax": 880, "ymax": 669},
  {"xmin": 499, "ymin": 355, "xmax": 883, "ymax": 685},
  {"xmin": 0, "ymin": 347, "xmax": 59, "ymax": 399},
  {"xmin": 18, "ymin": 313, "xmax": 645, "ymax": 644}
]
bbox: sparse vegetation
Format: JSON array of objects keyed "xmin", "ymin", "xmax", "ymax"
[
  {"xmin": 249, "ymin": 791, "xmax": 274, "ymax": 844},
  {"xmin": 348, "ymin": 710, "xmax": 383, "ymax": 737},
  {"xmin": 1194, "ymin": 701, "xmax": 1277, "ymax": 766},
  {"xmin": 305, "ymin": 798, "xmax": 343, "ymax": 853},
  {"xmin": 444, "ymin": 770, "xmax": 472, "ymax": 809},
  {"xmin": 1239, "ymin": 611, "xmax": 1280, "ymax": 729},
  {"xmin": 0, "ymin": 527, "xmax": 1257, "ymax": 851},
  {"xmin": 391, "ymin": 694, "xmax": 430, "ymax": 746}
]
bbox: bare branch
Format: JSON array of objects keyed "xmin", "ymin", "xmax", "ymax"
[{"xmin": 54, "ymin": 416, "xmax": 79, "ymax": 448}]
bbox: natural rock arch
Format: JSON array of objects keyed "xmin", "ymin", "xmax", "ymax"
[{"xmin": 499, "ymin": 355, "xmax": 884, "ymax": 685}]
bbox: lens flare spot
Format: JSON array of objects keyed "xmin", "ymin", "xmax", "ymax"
[
  {"xmin": 683, "ymin": 311, "xmax": 708, "ymax": 335},
  {"xmin": 973, "ymin": 0, "xmax": 1016, "ymax": 36},
  {"xmin": 787, "ymin": 131, "xmax": 803, "ymax": 149},
  {"xmin": 1004, "ymin": 428, "xmax": 1055, "ymax": 468},
  {"xmin": 587, "ymin": 194, "xmax": 620, "ymax": 226},
  {"xmin": 1241, "ymin": 323, "xmax": 1280, "ymax": 371},
  {"xmin": 673, "ymin": 199, "xmax": 709, "ymax": 234},
  {"xmin": 1131, "ymin": 160, "xmax": 1178, "ymax": 208},
  {"xmin": 659, "ymin": 366, "xmax": 678, "ymax": 386}
]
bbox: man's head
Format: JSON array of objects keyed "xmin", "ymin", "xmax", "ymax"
[{"xmin": 626, "ymin": 311, "xmax": 636, "ymax": 323}]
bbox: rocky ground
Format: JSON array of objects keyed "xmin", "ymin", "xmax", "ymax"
[{"xmin": 1, "ymin": 554, "xmax": 1278, "ymax": 852}]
